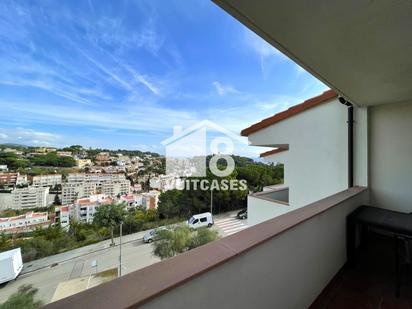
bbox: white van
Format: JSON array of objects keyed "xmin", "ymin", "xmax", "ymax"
[{"xmin": 187, "ymin": 212, "xmax": 214, "ymax": 229}]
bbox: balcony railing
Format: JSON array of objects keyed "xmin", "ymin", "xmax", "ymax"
[{"xmin": 45, "ymin": 186, "xmax": 368, "ymax": 309}]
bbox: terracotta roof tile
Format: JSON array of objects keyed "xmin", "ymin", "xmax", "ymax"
[
  {"xmin": 241, "ymin": 89, "xmax": 337, "ymax": 136},
  {"xmin": 260, "ymin": 147, "xmax": 289, "ymax": 158}
]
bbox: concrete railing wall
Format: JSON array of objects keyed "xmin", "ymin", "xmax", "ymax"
[{"xmin": 141, "ymin": 188, "xmax": 368, "ymax": 309}]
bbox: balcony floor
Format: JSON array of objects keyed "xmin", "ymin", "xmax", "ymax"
[{"xmin": 311, "ymin": 232, "xmax": 412, "ymax": 309}]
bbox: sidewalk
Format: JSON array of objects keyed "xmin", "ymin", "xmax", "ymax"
[{"xmin": 22, "ymin": 229, "xmax": 147, "ymax": 275}]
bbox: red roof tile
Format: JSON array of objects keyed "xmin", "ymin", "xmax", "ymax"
[
  {"xmin": 241, "ymin": 90, "xmax": 337, "ymax": 136},
  {"xmin": 260, "ymin": 147, "xmax": 289, "ymax": 158}
]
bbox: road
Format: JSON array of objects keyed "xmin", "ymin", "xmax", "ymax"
[{"xmin": 0, "ymin": 211, "xmax": 247, "ymax": 305}]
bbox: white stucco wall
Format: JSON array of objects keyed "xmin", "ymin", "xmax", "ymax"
[
  {"xmin": 141, "ymin": 188, "xmax": 369, "ymax": 309},
  {"xmin": 249, "ymin": 99, "xmax": 348, "ymax": 208},
  {"xmin": 370, "ymin": 101, "xmax": 412, "ymax": 213},
  {"xmin": 247, "ymin": 193, "xmax": 290, "ymax": 226}
]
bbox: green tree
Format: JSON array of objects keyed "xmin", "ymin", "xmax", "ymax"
[
  {"xmin": 53, "ymin": 194, "xmax": 61, "ymax": 205},
  {"xmin": 152, "ymin": 226, "xmax": 219, "ymax": 260},
  {"xmin": 188, "ymin": 227, "xmax": 219, "ymax": 250},
  {"xmin": 93, "ymin": 203, "xmax": 127, "ymax": 246},
  {"xmin": 0, "ymin": 285, "xmax": 43, "ymax": 309}
]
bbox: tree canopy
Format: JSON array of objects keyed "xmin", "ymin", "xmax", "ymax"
[
  {"xmin": 152, "ymin": 226, "xmax": 219, "ymax": 260},
  {"xmin": 0, "ymin": 285, "xmax": 43, "ymax": 309}
]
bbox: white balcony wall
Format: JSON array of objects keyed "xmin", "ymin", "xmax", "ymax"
[
  {"xmin": 370, "ymin": 101, "xmax": 412, "ymax": 213},
  {"xmin": 249, "ymin": 99, "xmax": 350, "ymax": 208},
  {"xmin": 140, "ymin": 188, "xmax": 369, "ymax": 309},
  {"xmin": 247, "ymin": 188, "xmax": 293, "ymax": 226}
]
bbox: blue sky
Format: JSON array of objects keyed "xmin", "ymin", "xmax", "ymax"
[{"xmin": 0, "ymin": 0, "xmax": 327, "ymax": 158}]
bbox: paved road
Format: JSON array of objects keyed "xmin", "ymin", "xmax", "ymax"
[
  {"xmin": 0, "ymin": 211, "xmax": 248, "ymax": 305},
  {"xmin": 214, "ymin": 215, "xmax": 248, "ymax": 236},
  {"xmin": 0, "ymin": 239, "xmax": 159, "ymax": 304}
]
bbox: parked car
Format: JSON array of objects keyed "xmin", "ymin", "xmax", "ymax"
[
  {"xmin": 0, "ymin": 248, "xmax": 23, "ymax": 284},
  {"xmin": 237, "ymin": 209, "xmax": 247, "ymax": 220},
  {"xmin": 187, "ymin": 212, "xmax": 214, "ymax": 229},
  {"xmin": 143, "ymin": 227, "xmax": 167, "ymax": 243},
  {"xmin": 143, "ymin": 229, "xmax": 156, "ymax": 243}
]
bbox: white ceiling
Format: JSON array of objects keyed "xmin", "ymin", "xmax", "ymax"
[{"xmin": 213, "ymin": 0, "xmax": 412, "ymax": 107}]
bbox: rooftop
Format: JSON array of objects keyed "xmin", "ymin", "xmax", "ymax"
[{"xmin": 241, "ymin": 90, "xmax": 337, "ymax": 136}]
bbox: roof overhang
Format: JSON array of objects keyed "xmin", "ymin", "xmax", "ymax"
[{"xmin": 213, "ymin": 0, "xmax": 412, "ymax": 107}]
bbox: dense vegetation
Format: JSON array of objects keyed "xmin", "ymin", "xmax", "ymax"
[
  {"xmin": 152, "ymin": 226, "xmax": 219, "ymax": 260},
  {"xmin": 0, "ymin": 152, "xmax": 75, "ymax": 170},
  {"xmin": 0, "ymin": 206, "xmax": 180, "ymax": 262},
  {"xmin": 0, "ymin": 284, "xmax": 43, "ymax": 309},
  {"xmin": 30, "ymin": 153, "xmax": 76, "ymax": 167},
  {"xmin": 157, "ymin": 160, "xmax": 283, "ymax": 219}
]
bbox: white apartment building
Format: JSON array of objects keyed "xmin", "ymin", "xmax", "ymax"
[
  {"xmin": 0, "ymin": 165, "xmax": 8, "ymax": 172},
  {"xmin": 72, "ymin": 195, "xmax": 113, "ymax": 223},
  {"xmin": 11, "ymin": 186, "xmax": 49, "ymax": 209},
  {"xmin": 32, "ymin": 174, "xmax": 62, "ymax": 187},
  {"xmin": 0, "ymin": 211, "xmax": 50, "ymax": 234},
  {"xmin": 66, "ymin": 173, "xmax": 126, "ymax": 185},
  {"xmin": 55, "ymin": 205, "xmax": 70, "ymax": 229},
  {"xmin": 100, "ymin": 180, "xmax": 131, "ymax": 197},
  {"xmin": 61, "ymin": 182, "xmax": 97, "ymax": 205},
  {"xmin": 149, "ymin": 175, "xmax": 179, "ymax": 192}
]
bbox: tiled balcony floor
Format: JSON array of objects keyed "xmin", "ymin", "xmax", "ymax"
[{"xmin": 311, "ymin": 232, "xmax": 412, "ymax": 309}]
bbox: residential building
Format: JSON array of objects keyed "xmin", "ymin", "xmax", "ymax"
[
  {"xmin": 56, "ymin": 151, "xmax": 72, "ymax": 157},
  {"xmin": 149, "ymin": 175, "xmax": 178, "ymax": 192},
  {"xmin": 34, "ymin": 147, "xmax": 56, "ymax": 153},
  {"xmin": 32, "ymin": 174, "xmax": 62, "ymax": 187},
  {"xmin": 243, "ymin": 90, "xmax": 350, "ymax": 225},
  {"xmin": 119, "ymin": 194, "xmax": 142, "ymax": 208},
  {"xmin": 11, "ymin": 186, "xmax": 49, "ymax": 209},
  {"xmin": 94, "ymin": 152, "xmax": 110, "ymax": 165},
  {"xmin": 66, "ymin": 173, "xmax": 126, "ymax": 185},
  {"xmin": 0, "ymin": 173, "xmax": 18, "ymax": 187},
  {"xmin": 72, "ymin": 194, "xmax": 113, "ymax": 223},
  {"xmin": 141, "ymin": 190, "xmax": 160, "ymax": 210},
  {"xmin": 100, "ymin": 179, "xmax": 131, "ymax": 197},
  {"xmin": 0, "ymin": 211, "xmax": 50, "ymax": 234},
  {"xmin": 75, "ymin": 159, "xmax": 92, "ymax": 169},
  {"xmin": 43, "ymin": 2, "xmax": 412, "ymax": 309},
  {"xmin": 54, "ymin": 205, "xmax": 70, "ymax": 229},
  {"xmin": 0, "ymin": 165, "xmax": 8, "ymax": 172},
  {"xmin": 16, "ymin": 174, "xmax": 28, "ymax": 186},
  {"xmin": 0, "ymin": 173, "xmax": 27, "ymax": 188},
  {"xmin": 61, "ymin": 182, "xmax": 96, "ymax": 205}
]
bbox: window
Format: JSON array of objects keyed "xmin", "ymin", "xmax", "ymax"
[
  {"xmin": 200, "ymin": 217, "xmax": 207, "ymax": 223},
  {"xmin": 193, "ymin": 219, "xmax": 199, "ymax": 224}
]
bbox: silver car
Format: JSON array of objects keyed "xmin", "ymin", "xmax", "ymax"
[{"xmin": 143, "ymin": 229, "xmax": 156, "ymax": 243}]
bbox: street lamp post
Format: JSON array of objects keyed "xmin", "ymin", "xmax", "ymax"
[
  {"xmin": 119, "ymin": 222, "xmax": 123, "ymax": 277},
  {"xmin": 210, "ymin": 188, "xmax": 213, "ymax": 215}
]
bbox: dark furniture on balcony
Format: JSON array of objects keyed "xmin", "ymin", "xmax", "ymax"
[{"xmin": 347, "ymin": 205, "xmax": 412, "ymax": 297}]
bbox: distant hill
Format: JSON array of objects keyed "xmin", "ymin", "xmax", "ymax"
[{"xmin": 0, "ymin": 143, "xmax": 29, "ymax": 149}]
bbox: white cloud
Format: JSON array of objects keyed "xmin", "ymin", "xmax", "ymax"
[
  {"xmin": 243, "ymin": 29, "xmax": 288, "ymax": 78},
  {"xmin": 0, "ymin": 99, "xmax": 197, "ymax": 134},
  {"xmin": 212, "ymin": 81, "xmax": 240, "ymax": 96},
  {"xmin": 243, "ymin": 30, "xmax": 283, "ymax": 58},
  {"xmin": 0, "ymin": 127, "xmax": 60, "ymax": 146}
]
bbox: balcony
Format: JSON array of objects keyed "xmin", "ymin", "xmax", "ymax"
[
  {"xmin": 247, "ymin": 186, "xmax": 290, "ymax": 226},
  {"xmin": 45, "ymin": 186, "xmax": 383, "ymax": 309}
]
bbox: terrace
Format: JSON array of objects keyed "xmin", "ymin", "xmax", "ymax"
[{"xmin": 45, "ymin": 1, "xmax": 412, "ymax": 308}]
